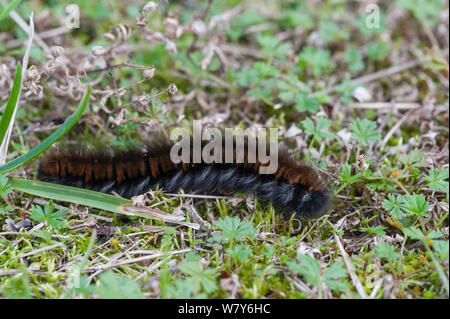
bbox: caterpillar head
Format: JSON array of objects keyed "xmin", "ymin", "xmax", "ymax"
[{"xmin": 295, "ymin": 188, "xmax": 331, "ymax": 217}]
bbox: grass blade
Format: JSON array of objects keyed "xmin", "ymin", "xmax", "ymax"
[
  {"xmin": 9, "ymin": 178, "xmax": 194, "ymax": 225},
  {"xmin": 0, "ymin": 86, "xmax": 91, "ymax": 174},
  {"xmin": 0, "ymin": 63, "xmax": 22, "ymax": 144},
  {"xmin": 0, "ymin": 0, "xmax": 21, "ymax": 22},
  {"xmin": 9, "ymin": 178, "xmax": 131, "ymax": 214}
]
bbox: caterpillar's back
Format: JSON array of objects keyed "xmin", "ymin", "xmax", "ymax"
[{"xmin": 38, "ymin": 139, "xmax": 331, "ymax": 217}]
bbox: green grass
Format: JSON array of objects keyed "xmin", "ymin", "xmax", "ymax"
[{"xmin": 0, "ymin": 0, "xmax": 448, "ymax": 299}]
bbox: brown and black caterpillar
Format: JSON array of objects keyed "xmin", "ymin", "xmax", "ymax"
[{"xmin": 38, "ymin": 137, "xmax": 331, "ymax": 217}]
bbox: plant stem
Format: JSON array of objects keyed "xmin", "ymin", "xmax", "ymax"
[
  {"xmin": 62, "ymin": 228, "xmax": 97, "ymax": 298},
  {"xmin": 424, "ymin": 241, "xmax": 449, "ymax": 297}
]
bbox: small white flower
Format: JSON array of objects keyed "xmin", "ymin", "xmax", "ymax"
[{"xmin": 143, "ymin": 67, "xmax": 155, "ymax": 79}]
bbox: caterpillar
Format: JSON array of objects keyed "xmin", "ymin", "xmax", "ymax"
[{"xmin": 37, "ymin": 138, "xmax": 331, "ymax": 217}]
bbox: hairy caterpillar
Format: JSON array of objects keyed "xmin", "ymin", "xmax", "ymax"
[{"xmin": 38, "ymin": 138, "xmax": 331, "ymax": 217}]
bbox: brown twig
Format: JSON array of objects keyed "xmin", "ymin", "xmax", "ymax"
[{"xmin": 334, "ymin": 234, "xmax": 370, "ymax": 299}]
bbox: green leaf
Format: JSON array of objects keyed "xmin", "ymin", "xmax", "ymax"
[
  {"xmin": 399, "ymin": 149, "xmax": 427, "ymax": 168},
  {"xmin": 262, "ymin": 244, "xmax": 275, "ymax": 257},
  {"xmin": 382, "ymin": 194, "xmax": 407, "ymax": 218},
  {"xmin": 247, "ymin": 87, "xmax": 271, "ymax": 100},
  {"xmin": 33, "ymin": 230, "xmax": 52, "ymax": 244},
  {"xmin": 295, "ymin": 94, "xmax": 319, "ymax": 113},
  {"xmin": 396, "ymin": 0, "xmax": 443, "ymax": 26},
  {"xmin": 227, "ymin": 8, "xmax": 265, "ymax": 41},
  {"xmin": 403, "ymin": 194, "xmax": 430, "ymax": 217},
  {"xmin": 298, "ymin": 47, "xmax": 333, "ymax": 77},
  {"xmin": 273, "ymin": 42, "xmax": 292, "ymax": 60},
  {"xmin": 279, "ymin": 90, "xmax": 295, "ymax": 102},
  {"xmin": 427, "ymin": 230, "xmax": 442, "ymax": 240},
  {"xmin": 299, "ymin": 117, "xmax": 313, "ymax": 133},
  {"xmin": 0, "ymin": 0, "xmax": 22, "ymax": 22},
  {"xmin": 235, "ymin": 67, "xmax": 260, "ymax": 87},
  {"xmin": 367, "ymin": 41, "xmax": 390, "ymax": 61},
  {"xmin": 324, "ymin": 263, "xmax": 349, "ymax": 291},
  {"xmin": 349, "ymin": 118, "xmax": 381, "ymax": 146},
  {"xmin": 342, "ymin": 46, "xmax": 364, "ymax": 74},
  {"xmin": 160, "ymin": 227, "xmax": 176, "ymax": 252},
  {"xmin": 324, "ymin": 263, "xmax": 348, "ymax": 280},
  {"xmin": 432, "ymin": 240, "xmax": 449, "ymax": 260},
  {"xmin": 2, "ymin": 267, "xmax": 31, "ymax": 299},
  {"xmin": 301, "ymin": 116, "xmax": 335, "ymax": 140},
  {"xmin": 339, "ymin": 163, "xmax": 363, "ymax": 184},
  {"xmin": 360, "ymin": 225, "xmax": 387, "ymax": 237},
  {"xmin": 96, "ymin": 271, "xmax": 143, "ymax": 299},
  {"xmin": 335, "ymin": 80, "xmax": 359, "ymax": 104},
  {"xmin": 73, "ymin": 275, "xmax": 95, "ymax": 297},
  {"xmin": 0, "ymin": 205, "xmax": 14, "ymax": 215},
  {"xmin": 287, "ymin": 255, "xmax": 321, "ymax": 286},
  {"xmin": 401, "ymin": 226, "xmax": 424, "ymax": 240},
  {"xmin": 375, "ymin": 242, "xmax": 401, "ymax": 262},
  {"xmin": 275, "ymin": 236, "xmax": 297, "ymax": 246},
  {"xmin": 28, "ymin": 201, "xmax": 67, "ymax": 229},
  {"xmin": 226, "ymin": 245, "xmax": 252, "ymax": 262},
  {"xmin": 0, "ymin": 174, "xmax": 13, "ymax": 197},
  {"xmin": 177, "ymin": 261, "xmax": 218, "ymax": 294},
  {"xmin": 424, "ymin": 168, "xmax": 449, "ymax": 194},
  {"xmin": 279, "ymin": 6, "xmax": 314, "ymax": 29},
  {"xmin": 256, "ymin": 35, "xmax": 279, "ymax": 54},
  {"xmin": 0, "ymin": 63, "xmax": 22, "ymax": 144},
  {"xmin": 0, "ymin": 87, "xmax": 91, "ymax": 174},
  {"xmin": 326, "ymin": 279, "xmax": 350, "ymax": 291},
  {"xmin": 164, "ymin": 278, "xmax": 206, "ymax": 299},
  {"xmin": 253, "ymin": 62, "xmax": 279, "ymax": 78},
  {"xmin": 216, "ymin": 216, "xmax": 256, "ymax": 243},
  {"xmin": 318, "ymin": 21, "xmax": 349, "ymax": 43}
]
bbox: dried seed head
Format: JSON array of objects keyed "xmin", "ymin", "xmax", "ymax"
[
  {"xmin": 143, "ymin": 67, "xmax": 155, "ymax": 79},
  {"xmin": 168, "ymin": 83, "xmax": 178, "ymax": 95},
  {"xmin": 143, "ymin": 1, "xmax": 158, "ymax": 13},
  {"xmin": 104, "ymin": 24, "xmax": 133, "ymax": 42},
  {"xmin": 91, "ymin": 46, "xmax": 106, "ymax": 57},
  {"xmin": 50, "ymin": 46, "xmax": 64, "ymax": 58},
  {"xmin": 104, "ymin": 32, "xmax": 116, "ymax": 41},
  {"xmin": 44, "ymin": 59, "xmax": 56, "ymax": 75},
  {"xmin": 165, "ymin": 40, "xmax": 177, "ymax": 54},
  {"xmin": 164, "ymin": 17, "xmax": 179, "ymax": 38},
  {"xmin": 27, "ymin": 65, "xmax": 40, "ymax": 82},
  {"xmin": 138, "ymin": 93, "xmax": 150, "ymax": 106},
  {"xmin": 152, "ymin": 31, "xmax": 164, "ymax": 41},
  {"xmin": 191, "ymin": 20, "xmax": 206, "ymax": 35}
]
